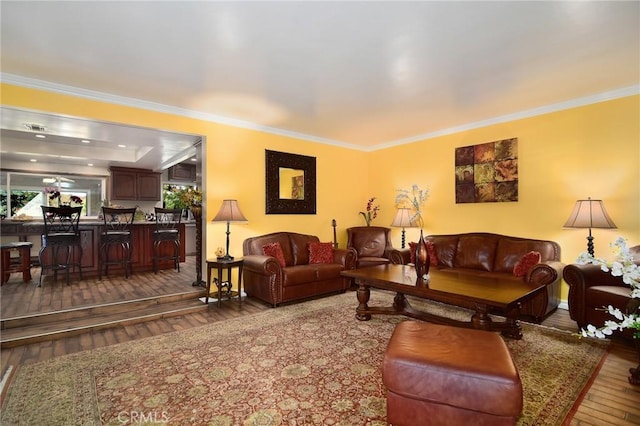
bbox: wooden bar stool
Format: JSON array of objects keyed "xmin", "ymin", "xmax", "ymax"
[
  {"xmin": 1, "ymin": 242, "xmax": 33, "ymax": 285},
  {"xmin": 152, "ymin": 207, "xmax": 182, "ymax": 274},
  {"xmin": 39, "ymin": 206, "xmax": 83, "ymax": 286},
  {"xmin": 99, "ymin": 207, "xmax": 136, "ymax": 279}
]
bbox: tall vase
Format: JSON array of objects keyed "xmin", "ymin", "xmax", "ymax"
[{"xmin": 414, "ymin": 229, "xmax": 430, "ymax": 283}]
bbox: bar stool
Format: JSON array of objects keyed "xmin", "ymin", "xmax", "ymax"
[
  {"xmin": 39, "ymin": 205, "xmax": 83, "ymax": 286},
  {"xmin": 152, "ymin": 207, "xmax": 182, "ymax": 273},
  {"xmin": 99, "ymin": 207, "xmax": 136, "ymax": 279},
  {"xmin": 1, "ymin": 241, "xmax": 33, "ymax": 285}
]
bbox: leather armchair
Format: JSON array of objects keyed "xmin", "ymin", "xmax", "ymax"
[
  {"xmin": 347, "ymin": 226, "xmax": 396, "ymax": 268},
  {"xmin": 563, "ymin": 245, "xmax": 639, "ymax": 341}
]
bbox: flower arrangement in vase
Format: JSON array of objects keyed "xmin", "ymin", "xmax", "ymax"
[
  {"xmin": 395, "ymin": 184, "xmax": 429, "ymax": 229},
  {"xmin": 45, "ymin": 187, "xmax": 83, "ymax": 207},
  {"xmin": 359, "ymin": 197, "xmax": 380, "ymax": 226}
]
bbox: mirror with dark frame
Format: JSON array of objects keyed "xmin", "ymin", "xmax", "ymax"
[{"xmin": 265, "ymin": 150, "xmax": 316, "ymax": 214}]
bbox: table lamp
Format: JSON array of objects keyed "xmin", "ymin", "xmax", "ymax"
[
  {"xmin": 390, "ymin": 208, "xmax": 419, "ymax": 249},
  {"xmin": 212, "ymin": 199, "xmax": 248, "ymax": 260},
  {"xmin": 563, "ymin": 197, "xmax": 616, "ymax": 256}
]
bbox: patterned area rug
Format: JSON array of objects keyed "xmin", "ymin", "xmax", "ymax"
[{"xmin": 1, "ymin": 291, "xmax": 609, "ymax": 425}]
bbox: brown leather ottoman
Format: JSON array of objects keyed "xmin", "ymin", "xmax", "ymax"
[{"xmin": 383, "ymin": 321, "xmax": 523, "ymax": 426}]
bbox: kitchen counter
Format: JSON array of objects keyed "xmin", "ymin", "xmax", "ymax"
[
  {"xmin": 1, "ymin": 220, "xmax": 186, "ymax": 277},
  {"xmin": 7, "ymin": 219, "xmax": 196, "ymax": 225}
]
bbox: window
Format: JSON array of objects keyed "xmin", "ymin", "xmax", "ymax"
[{"xmin": 1, "ymin": 172, "xmax": 106, "ymax": 218}]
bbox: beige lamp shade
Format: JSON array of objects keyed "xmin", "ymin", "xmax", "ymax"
[
  {"xmin": 563, "ymin": 197, "xmax": 616, "ymax": 256},
  {"xmin": 212, "ymin": 200, "xmax": 248, "ymax": 223},
  {"xmin": 212, "ymin": 200, "xmax": 247, "ymax": 260},
  {"xmin": 563, "ymin": 198, "xmax": 616, "ymax": 229},
  {"xmin": 391, "ymin": 208, "xmax": 418, "ymax": 228},
  {"xmin": 390, "ymin": 208, "xmax": 419, "ymax": 249}
]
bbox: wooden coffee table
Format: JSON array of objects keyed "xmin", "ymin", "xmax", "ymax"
[{"xmin": 341, "ymin": 264, "xmax": 545, "ymax": 339}]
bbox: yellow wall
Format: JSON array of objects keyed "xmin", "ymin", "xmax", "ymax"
[
  {"xmin": 369, "ymin": 95, "xmax": 640, "ymax": 301},
  {"xmin": 2, "ymin": 83, "xmax": 639, "ymax": 301},
  {"xmin": 0, "ymin": 83, "xmax": 370, "ymax": 257}
]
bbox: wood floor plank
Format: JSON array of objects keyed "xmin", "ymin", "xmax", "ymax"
[{"xmin": 571, "ymin": 405, "xmax": 631, "ymax": 426}]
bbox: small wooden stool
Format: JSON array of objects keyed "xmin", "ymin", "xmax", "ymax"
[
  {"xmin": 1, "ymin": 242, "xmax": 33, "ymax": 285},
  {"xmin": 383, "ymin": 321, "xmax": 523, "ymax": 426}
]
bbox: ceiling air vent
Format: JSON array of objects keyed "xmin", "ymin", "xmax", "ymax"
[{"xmin": 24, "ymin": 123, "xmax": 47, "ymax": 132}]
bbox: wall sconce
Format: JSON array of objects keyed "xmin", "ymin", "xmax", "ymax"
[
  {"xmin": 563, "ymin": 197, "xmax": 617, "ymax": 256},
  {"xmin": 390, "ymin": 208, "xmax": 419, "ymax": 249},
  {"xmin": 211, "ymin": 199, "xmax": 248, "ymax": 261}
]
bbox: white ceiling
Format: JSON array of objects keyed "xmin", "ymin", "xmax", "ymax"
[{"xmin": 1, "ymin": 1, "xmax": 639, "ymax": 171}]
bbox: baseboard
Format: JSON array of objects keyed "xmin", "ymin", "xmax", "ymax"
[{"xmin": 558, "ymin": 301, "xmax": 569, "ymax": 311}]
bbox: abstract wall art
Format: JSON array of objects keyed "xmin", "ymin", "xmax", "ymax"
[{"xmin": 455, "ymin": 138, "xmax": 518, "ymax": 203}]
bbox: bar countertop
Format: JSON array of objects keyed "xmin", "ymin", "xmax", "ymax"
[{"xmin": 6, "ymin": 219, "xmax": 196, "ymax": 226}]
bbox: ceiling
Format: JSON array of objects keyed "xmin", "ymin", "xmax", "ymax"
[{"xmin": 1, "ymin": 1, "xmax": 638, "ymax": 172}]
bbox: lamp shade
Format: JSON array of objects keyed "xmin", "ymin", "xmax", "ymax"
[
  {"xmin": 390, "ymin": 208, "xmax": 418, "ymax": 228},
  {"xmin": 212, "ymin": 200, "xmax": 247, "ymax": 223},
  {"xmin": 563, "ymin": 198, "xmax": 616, "ymax": 229}
]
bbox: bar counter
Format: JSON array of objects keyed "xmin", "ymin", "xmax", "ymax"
[{"xmin": 1, "ymin": 219, "xmax": 186, "ymax": 277}]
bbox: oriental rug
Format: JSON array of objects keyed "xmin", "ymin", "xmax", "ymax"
[{"xmin": 1, "ymin": 291, "xmax": 609, "ymax": 426}]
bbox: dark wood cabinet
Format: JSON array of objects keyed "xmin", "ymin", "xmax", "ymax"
[
  {"xmin": 110, "ymin": 168, "xmax": 137, "ymax": 200},
  {"xmin": 78, "ymin": 229, "xmax": 97, "ymax": 269},
  {"xmin": 137, "ymin": 172, "xmax": 161, "ymax": 201},
  {"xmin": 93, "ymin": 224, "xmax": 185, "ymax": 273},
  {"xmin": 110, "ymin": 167, "xmax": 161, "ymax": 201},
  {"xmin": 168, "ymin": 163, "xmax": 196, "ymax": 182}
]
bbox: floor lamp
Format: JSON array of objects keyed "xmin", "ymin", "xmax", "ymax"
[
  {"xmin": 563, "ymin": 197, "xmax": 617, "ymax": 256},
  {"xmin": 390, "ymin": 208, "xmax": 418, "ymax": 249},
  {"xmin": 211, "ymin": 199, "xmax": 248, "ymax": 261}
]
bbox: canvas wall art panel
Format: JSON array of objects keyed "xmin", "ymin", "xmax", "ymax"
[{"xmin": 455, "ymin": 138, "xmax": 518, "ymax": 203}]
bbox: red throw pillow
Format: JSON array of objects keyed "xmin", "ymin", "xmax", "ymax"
[
  {"xmin": 513, "ymin": 251, "xmax": 541, "ymax": 277},
  {"xmin": 426, "ymin": 240, "xmax": 438, "ymax": 267},
  {"xmin": 409, "ymin": 242, "xmax": 417, "ymax": 264},
  {"xmin": 263, "ymin": 242, "xmax": 286, "ymax": 268},
  {"xmin": 309, "ymin": 242, "xmax": 334, "ymax": 264},
  {"xmin": 409, "ymin": 241, "xmax": 438, "ymax": 266}
]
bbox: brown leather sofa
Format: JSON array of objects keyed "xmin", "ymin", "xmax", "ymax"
[
  {"xmin": 242, "ymin": 232, "xmax": 357, "ymax": 307},
  {"xmin": 347, "ymin": 226, "xmax": 396, "ymax": 268},
  {"xmin": 563, "ymin": 245, "xmax": 639, "ymax": 341},
  {"xmin": 390, "ymin": 232, "xmax": 564, "ymax": 322}
]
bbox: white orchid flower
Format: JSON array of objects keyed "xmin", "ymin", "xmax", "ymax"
[{"xmin": 575, "ymin": 237, "xmax": 639, "ymax": 340}]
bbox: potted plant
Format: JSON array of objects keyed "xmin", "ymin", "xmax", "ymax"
[
  {"xmin": 163, "ymin": 185, "xmax": 202, "ymax": 217},
  {"xmin": 359, "ymin": 197, "xmax": 380, "ymax": 226}
]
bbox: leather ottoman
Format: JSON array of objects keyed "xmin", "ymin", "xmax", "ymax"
[{"xmin": 383, "ymin": 321, "xmax": 523, "ymax": 426}]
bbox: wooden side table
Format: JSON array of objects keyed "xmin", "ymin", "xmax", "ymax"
[
  {"xmin": 206, "ymin": 258, "xmax": 244, "ymax": 307},
  {"xmin": 1, "ymin": 242, "xmax": 33, "ymax": 285}
]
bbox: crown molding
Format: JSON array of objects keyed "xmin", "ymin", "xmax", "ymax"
[
  {"xmin": 2, "ymin": 73, "xmax": 638, "ymax": 152},
  {"xmin": 1, "ymin": 73, "xmax": 360, "ymax": 151},
  {"xmin": 375, "ymin": 85, "xmax": 640, "ymax": 150}
]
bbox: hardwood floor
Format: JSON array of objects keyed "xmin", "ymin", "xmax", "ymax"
[{"xmin": 1, "ymin": 256, "xmax": 639, "ymax": 424}]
